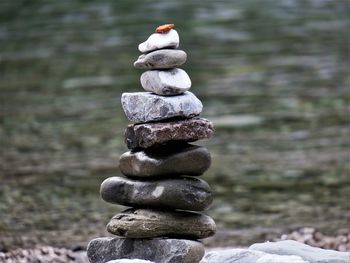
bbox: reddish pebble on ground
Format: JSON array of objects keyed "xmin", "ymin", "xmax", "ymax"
[{"xmin": 156, "ymin": 24, "xmax": 175, "ymax": 33}]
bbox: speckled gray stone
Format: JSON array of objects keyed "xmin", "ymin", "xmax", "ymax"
[
  {"xmin": 119, "ymin": 143, "xmax": 211, "ymax": 177},
  {"xmin": 100, "ymin": 176, "xmax": 213, "ymax": 211},
  {"xmin": 87, "ymin": 237, "xmax": 204, "ymax": 263},
  {"xmin": 140, "ymin": 68, "xmax": 191, "ymax": 96},
  {"xmin": 134, "ymin": 49, "xmax": 187, "ymax": 69},
  {"xmin": 138, "ymin": 29, "xmax": 179, "ymax": 53},
  {"xmin": 107, "ymin": 208, "xmax": 216, "ymax": 239},
  {"xmin": 124, "ymin": 118, "xmax": 214, "ymax": 149},
  {"xmin": 121, "ymin": 91, "xmax": 202, "ymax": 123}
]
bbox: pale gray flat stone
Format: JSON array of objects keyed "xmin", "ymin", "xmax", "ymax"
[
  {"xmin": 100, "ymin": 176, "xmax": 213, "ymax": 211},
  {"xmin": 121, "ymin": 91, "xmax": 202, "ymax": 123},
  {"xmin": 138, "ymin": 29, "xmax": 179, "ymax": 53},
  {"xmin": 250, "ymin": 240, "xmax": 350, "ymax": 263},
  {"xmin": 201, "ymin": 249, "xmax": 308, "ymax": 263},
  {"xmin": 119, "ymin": 143, "xmax": 211, "ymax": 177},
  {"xmin": 134, "ymin": 49, "xmax": 187, "ymax": 69},
  {"xmin": 87, "ymin": 237, "xmax": 205, "ymax": 263},
  {"xmin": 141, "ymin": 68, "xmax": 191, "ymax": 95},
  {"xmin": 107, "ymin": 208, "xmax": 216, "ymax": 239}
]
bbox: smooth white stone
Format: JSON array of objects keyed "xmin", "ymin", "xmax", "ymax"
[
  {"xmin": 141, "ymin": 68, "xmax": 191, "ymax": 95},
  {"xmin": 138, "ymin": 29, "xmax": 179, "ymax": 53}
]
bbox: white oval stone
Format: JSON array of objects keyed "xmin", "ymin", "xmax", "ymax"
[
  {"xmin": 141, "ymin": 68, "xmax": 191, "ymax": 95},
  {"xmin": 138, "ymin": 29, "xmax": 179, "ymax": 53}
]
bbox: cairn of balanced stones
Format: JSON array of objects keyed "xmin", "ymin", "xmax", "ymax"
[{"xmin": 87, "ymin": 24, "xmax": 216, "ymax": 263}]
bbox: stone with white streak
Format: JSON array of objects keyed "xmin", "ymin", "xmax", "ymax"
[
  {"xmin": 121, "ymin": 91, "xmax": 202, "ymax": 123},
  {"xmin": 138, "ymin": 29, "xmax": 179, "ymax": 53},
  {"xmin": 100, "ymin": 176, "xmax": 213, "ymax": 211},
  {"xmin": 119, "ymin": 142, "xmax": 211, "ymax": 177},
  {"xmin": 141, "ymin": 68, "xmax": 191, "ymax": 95},
  {"xmin": 107, "ymin": 208, "xmax": 216, "ymax": 239},
  {"xmin": 134, "ymin": 49, "xmax": 187, "ymax": 69}
]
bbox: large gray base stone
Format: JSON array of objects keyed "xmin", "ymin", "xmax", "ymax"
[{"xmin": 87, "ymin": 237, "xmax": 205, "ymax": 263}]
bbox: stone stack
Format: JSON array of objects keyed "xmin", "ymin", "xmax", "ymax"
[{"xmin": 87, "ymin": 24, "xmax": 216, "ymax": 263}]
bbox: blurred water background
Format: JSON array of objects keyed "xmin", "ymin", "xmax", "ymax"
[{"xmin": 1, "ymin": 0, "xmax": 349, "ymax": 250}]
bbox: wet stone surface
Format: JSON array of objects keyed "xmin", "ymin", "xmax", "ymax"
[
  {"xmin": 119, "ymin": 143, "xmax": 211, "ymax": 177},
  {"xmin": 124, "ymin": 118, "xmax": 214, "ymax": 149},
  {"xmin": 121, "ymin": 91, "xmax": 202, "ymax": 123},
  {"xmin": 87, "ymin": 237, "xmax": 205, "ymax": 263},
  {"xmin": 107, "ymin": 208, "xmax": 216, "ymax": 239},
  {"xmin": 100, "ymin": 176, "xmax": 213, "ymax": 211}
]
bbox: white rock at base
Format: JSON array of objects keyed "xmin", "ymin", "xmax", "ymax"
[
  {"xmin": 138, "ymin": 29, "xmax": 179, "ymax": 53},
  {"xmin": 201, "ymin": 248, "xmax": 308, "ymax": 263},
  {"xmin": 250, "ymin": 240, "xmax": 350, "ymax": 263},
  {"xmin": 107, "ymin": 260, "xmax": 154, "ymax": 263},
  {"xmin": 141, "ymin": 68, "xmax": 191, "ymax": 95}
]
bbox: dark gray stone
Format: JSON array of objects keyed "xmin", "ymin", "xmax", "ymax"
[
  {"xmin": 100, "ymin": 176, "xmax": 213, "ymax": 211},
  {"xmin": 138, "ymin": 29, "xmax": 179, "ymax": 53},
  {"xmin": 250, "ymin": 240, "xmax": 350, "ymax": 263},
  {"xmin": 87, "ymin": 237, "xmax": 204, "ymax": 263},
  {"xmin": 107, "ymin": 208, "xmax": 216, "ymax": 239},
  {"xmin": 125, "ymin": 118, "xmax": 214, "ymax": 149},
  {"xmin": 140, "ymin": 68, "xmax": 191, "ymax": 95},
  {"xmin": 134, "ymin": 49, "xmax": 187, "ymax": 69},
  {"xmin": 121, "ymin": 91, "xmax": 202, "ymax": 123},
  {"xmin": 119, "ymin": 143, "xmax": 211, "ymax": 177}
]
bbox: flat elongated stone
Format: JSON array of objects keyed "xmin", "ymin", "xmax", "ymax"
[
  {"xmin": 138, "ymin": 29, "xmax": 179, "ymax": 53},
  {"xmin": 141, "ymin": 68, "xmax": 191, "ymax": 95},
  {"xmin": 134, "ymin": 49, "xmax": 187, "ymax": 69},
  {"xmin": 100, "ymin": 176, "xmax": 213, "ymax": 211},
  {"xmin": 107, "ymin": 208, "xmax": 216, "ymax": 239},
  {"xmin": 119, "ymin": 143, "xmax": 211, "ymax": 177},
  {"xmin": 125, "ymin": 118, "xmax": 214, "ymax": 149},
  {"xmin": 121, "ymin": 91, "xmax": 202, "ymax": 123},
  {"xmin": 87, "ymin": 237, "xmax": 204, "ymax": 263}
]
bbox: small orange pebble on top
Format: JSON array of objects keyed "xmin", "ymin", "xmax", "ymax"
[{"xmin": 155, "ymin": 24, "xmax": 175, "ymax": 33}]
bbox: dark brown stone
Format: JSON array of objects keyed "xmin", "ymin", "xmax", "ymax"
[
  {"xmin": 119, "ymin": 143, "xmax": 211, "ymax": 177},
  {"xmin": 124, "ymin": 118, "xmax": 214, "ymax": 149},
  {"xmin": 107, "ymin": 208, "xmax": 216, "ymax": 239}
]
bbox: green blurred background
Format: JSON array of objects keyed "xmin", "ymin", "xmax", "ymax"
[{"xmin": 1, "ymin": 0, "xmax": 349, "ymax": 250}]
